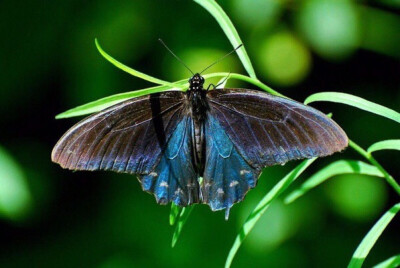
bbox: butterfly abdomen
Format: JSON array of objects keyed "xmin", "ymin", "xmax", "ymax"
[
  {"xmin": 187, "ymin": 91, "xmax": 208, "ymax": 174},
  {"xmin": 191, "ymin": 116, "xmax": 205, "ymax": 174}
]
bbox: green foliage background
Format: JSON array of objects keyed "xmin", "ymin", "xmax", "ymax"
[{"xmin": 0, "ymin": 0, "xmax": 399, "ymax": 267}]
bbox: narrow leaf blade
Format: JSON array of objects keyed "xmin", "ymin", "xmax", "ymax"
[
  {"xmin": 225, "ymin": 158, "xmax": 316, "ymax": 268},
  {"xmin": 348, "ymin": 203, "xmax": 400, "ymax": 268},
  {"xmin": 304, "ymin": 92, "xmax": 400, "ymax": 123},
  {"xmin": 56, "ymin": 85, "xmax": 176, "ymax": 119},
  {"xmin": 170, "ymin": 203, "xmax": 181, "ymax": 226},
  {"xmin": 368, "ymin": 139, "xmax": 400, "ymax": 153},
  {"xmin": 95, "ymin": 39, "xmax": 184, "ymax": 89},
  {"xmin": 372, "ymin": 254, "xmax": 400, "ymax": 268},
  {"xmin": 193, "ymin": 0, "xmax": 257, "ymax": 79},
  {"xmin": 56, "ymin": 72, "xmax": 284, "ymax": 119},
  {"xmin": 284, "ymin": 160, "xmax": 384, "ymax": 204},
  {"xmin": 171, "ymin": 205, "xmax": 195, "ymax": 248}
]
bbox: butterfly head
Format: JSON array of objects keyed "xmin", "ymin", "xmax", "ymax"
[{"xmin": 189, "ymin": 73, "xmax": 205, "ymax": 91}]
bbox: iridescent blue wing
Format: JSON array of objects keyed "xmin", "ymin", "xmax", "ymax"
[
  {"xmin": 202, "ymin": 115, "xmax": 259, "ymax": 218},
  {"xmin": 204, "ymin": 88, "xmax": 348, "ymax": 214},
  {"xmin": 52, "ymin": 91, "xmax": 199, "ymax": 206},
  {"xmin": 139, "ymin": 117, "xmax": 200, "ymax": 205}
]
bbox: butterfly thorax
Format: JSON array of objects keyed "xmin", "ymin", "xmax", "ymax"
[{"xmin": 187, "ymin": 73, "xmax": 208, "ymax": 174}]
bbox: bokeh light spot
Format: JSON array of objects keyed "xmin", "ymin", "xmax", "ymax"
[
  {"xmin": 0, "ymin": 146, "xmax": 32, "ymax": 221},
  {"xmin": 231, "ymin": 0, "xmax": 282, "ymax": 28},
  {"xmin": 325, "ymin": 174, "xmax": 387, "ymax": 222},
  {"xmin": 298, "ymin": 0, "xmax": 360, "ymax": 60},
  {"xmin": 258, "ymin": 31, "xmax": 311, "ymax": 86},
  {"xmin": 240, "ymin": 201, "xmax": 295, "ymax": 251}
]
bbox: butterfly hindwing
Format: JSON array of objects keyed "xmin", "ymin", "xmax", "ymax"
[
  {"xmin": 139, "ymin": 117, "xmax": 199, "ymax": 206},
  {"xmin": 202, "ymin": 115, "xmax": 259, "ymax": 214},
  {"xmin": 207, "ymin": 88, "xmax": 348, "ymax": 169}
]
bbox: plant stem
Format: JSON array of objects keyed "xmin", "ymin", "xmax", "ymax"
[
  {"xmin": 349, "ymin": 139, "xmax": 400, "ymax": 196},
  {"xmin": 203, "ymin": 72, "xmax": 286, "ymax": 97}
]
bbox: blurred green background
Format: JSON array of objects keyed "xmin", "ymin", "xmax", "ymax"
[{"xmin": 0, "ymin": 0, "xmax": 399, "ymax": 267}]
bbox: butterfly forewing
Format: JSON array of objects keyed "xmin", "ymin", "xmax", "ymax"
[
  {"xmin": 206, "ymin": 88, "xmax": 348, "ymax": 169},
  {"xmin": 52, "ymin": 91, "xmax": 188, "ymax": 174}
]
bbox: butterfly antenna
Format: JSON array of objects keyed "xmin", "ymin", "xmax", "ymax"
[
  {"xmin": 200, "ymin": 44, "xmax": 243, "ymax": 75},
  {"xmin": 158, "ymin": 38, "xmax": 194, "ymax": 75}
]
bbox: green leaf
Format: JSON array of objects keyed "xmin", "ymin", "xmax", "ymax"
[
  {"xmin": 55, "ymin": 72, "xmax": 284, "ymax": 119},
  {"xmin": 349, "ymin": 139, "xmax": 400, "ymax": 196},
  {"xmin": 55, "ymin": 85, "xmax": 178, "ymax": 119},
  {"xmin": 373, "ymin": 254, "xmax": 400, "ymax": 268},
  {"xmin": 193, "ymin": 0, "xmax": 257, "ymax": 79},
  {"xmin": 204, "ymin": 72, "xmax": 284, "ymax": 97},
  {"xmin": 55, "ymin": 72, "xmax": 280, "ymax": 119},
  {"xmin": 304, "ymin": 92, "xmax": 400, "ymax": 124},
  {"xmin": 95, "ymin": 39, "xmax": 185, "ymax": 89},
  {"xmin": 284, "ymin": 160, "xmax": 384, "ymax": 204},
  {"xmin": 225, "ymin": 158, "xmax": 316, "ymax": 268},
  {"xmin": 169, "ymin": 203, "xmax": 181, "ymax": 226},
  {"xmin": 368, "ymin": 139, "xmax": 400, "ymax": 153},
  {"xmin": 171, "ymin": 205, "xmax": 195, "ymax": 248},
  {"xmin": 348, "ymin": 203, "xmax": 400, "ymax": 268}
]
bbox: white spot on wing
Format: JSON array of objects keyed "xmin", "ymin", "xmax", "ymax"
[
  {"xmin": 160, "ymin": 181, "xmax": 169, "ymax": 187},
  {"xmin": 175, "ymin": 188, "xmax": 183, "ymax": 195},
  {"xmin": 240, "ymin": 170, "xmax": 250, "ymax": 175},
  {"xmin": 149, "ymin": 172, "xmax": 158, "ymax": 177},
  {"xmin": 229, "ymin": 180, "xmax": 239, "ymax": 187},
  {"xmin": 217, "ymin": 188, "xmax": 224, "ymax": 195}
]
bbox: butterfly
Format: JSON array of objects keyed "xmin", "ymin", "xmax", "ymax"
[{"xmin": 52, "ymin": 45, "xmax": 348, "ymax": 219}]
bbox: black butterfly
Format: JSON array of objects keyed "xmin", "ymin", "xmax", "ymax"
[{"xmin": 52, "ymin": 46, "xmax": 348, "ymax": 219}]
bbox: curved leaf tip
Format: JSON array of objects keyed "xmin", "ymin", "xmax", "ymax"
[
  {"xmin": 304, "ymin": 92, "xmax": 400, "ymax": 124},
  {"xmin": 95, "ymin": 39, "xmax": 185, "ymax": 89}
]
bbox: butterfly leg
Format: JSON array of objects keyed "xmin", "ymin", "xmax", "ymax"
[
  {"xmin": 211, "ymin": 72, "xmax": 231, "ymax": 90},
  {"xmin": 206, "ymin": 84, "xmax": 216, "ymax": 91}
]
